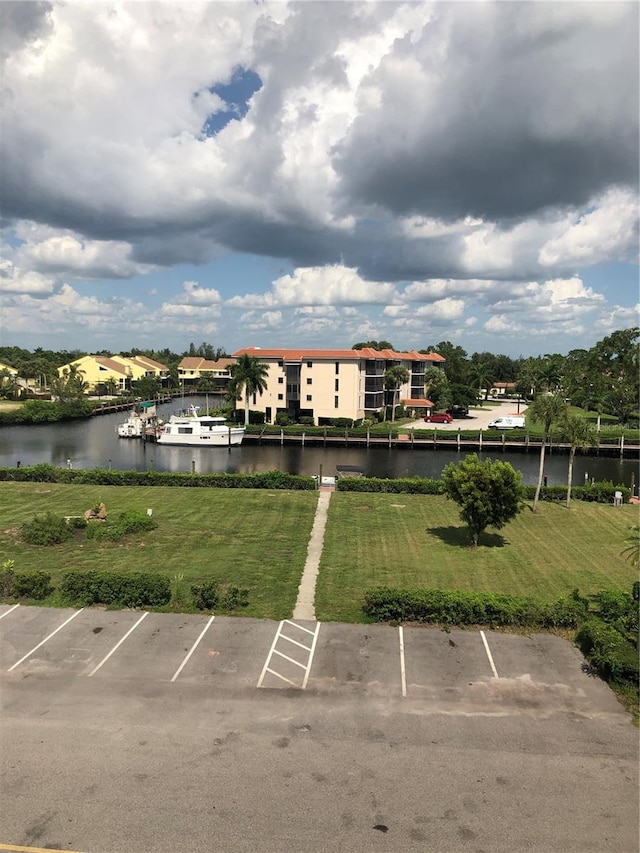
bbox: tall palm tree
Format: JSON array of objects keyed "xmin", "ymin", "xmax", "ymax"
[
  {"xmin": 527, "ymin": 394, "xmax": 569, "ymax": 512},
  {"xmin": 621, "ymin": 526, "xmax": 639, "ymax": 567},
  {"xmin": 469, "ymin": 361, "xmax": 492, "ymax": 402},
  {"xmin": 383, "ymin": 366, "xmax": 410, "ymax": 422},
  {"xmin": 560, "ymin": 414, "xmax": 597, "ymax": 508},
  {"xmin": 229, "ymin": 355, "xmax": 269, "ymax": 426}
]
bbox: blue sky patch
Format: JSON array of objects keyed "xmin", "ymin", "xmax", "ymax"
[{"xmin": 202, "ymin": 66, "xmax": 262, "ymax": 136}]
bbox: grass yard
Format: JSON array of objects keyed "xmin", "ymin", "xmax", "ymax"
[
  {"xmin": 0, "ymin": 483, "xmax": 318, "ymax": 620},
  {"xmin": 315, "ymin": 493, "xmax": 639, "ymax": 622}
]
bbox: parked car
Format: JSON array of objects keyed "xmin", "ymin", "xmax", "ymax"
[
  {"xmin": 424, "ymin": 412, "xmax": 453, "ymax": 423},
  {"xmin": 447, "ymin": 405, "xmax": 469, "ymax": 418}
]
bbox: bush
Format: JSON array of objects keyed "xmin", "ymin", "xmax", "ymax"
[
  {"xmin": 20, "ymin": 512, "xmax": 74, "ymax": 546},
  {"xmin": 576, "ymin": 618, "xmax": 639, "ymax": 684},
  {"xmin": 0, "ymin": 561, "xmax": 15, "ymax": 597},
  {"xmin": 60, "ymin": 571, "xmax": 170, "ymax": 607},
  {"xmin": 298, "ymin": 416, "xmax": 315, "ymax": 426},
  {"xmin": 337, "ymin": 476, "xmax": 444, "ymax": 494},
  {"xmin": 221, "ymin": 586, "xmax": 249, "ymax": 609},
  {"xmin": 594, "ymin": 588, "xmax": 638, "ymax": 636},
  {"xmin": 84, "ymin": 510, "xmax": 158, "ymax": 542},
  {"xmin": 275, "ymin": 411, "xmax": 292, "ymax": 426},
  {"xmin": 362, "ymin": 587, "xmax": 588, "ymax": 628},
  {"xmin": 13, "ymin": 570, "xmax": 53, "ymax": 600},
  {"xmin": 191, "ymin": 581, "xmax": 220, "ymax": 610}
]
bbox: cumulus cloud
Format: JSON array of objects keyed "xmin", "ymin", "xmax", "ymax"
[{"xmin": 0, "ymin": 258, "xmax": 54, "ymax": 294}]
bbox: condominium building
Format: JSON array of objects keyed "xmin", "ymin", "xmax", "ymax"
[
  {"xmin": 232, "ymin": 347, "xmax": 445, "ymax": 424},
  {"xmin": 177, "ymin": 357, "xmax": 236, "ymax": 390}
]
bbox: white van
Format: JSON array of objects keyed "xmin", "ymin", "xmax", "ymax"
[{"xmin": 487, "ymin": 415, "xmax": 525, "ymax": 430}]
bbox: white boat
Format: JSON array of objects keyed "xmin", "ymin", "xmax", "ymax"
[
  {"xmin": 117, "ymin": 412, "xmax": 145, "ymax": 438},
  {"xmin": 155, "ymin": 406, "xmax": 245, "ymax": 447}
]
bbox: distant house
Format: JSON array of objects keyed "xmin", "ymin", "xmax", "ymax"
[
  {"xmin": 0, "ymin": 361, "xmax": 18, "ymax": 376},
  {"xmin": 231, "ymin": 347, "xmax": 445, "ymax": 424},
  {"xmin": 177, "ymin": 357, "xmax": 236, "ymax": 390},
  {"xmin": 490, "ymin": 382, "xmax": 517, "ymax": 398},
  {"xmin": 56, "ymin": 354, "xmax": 168, "ymax": 394}
]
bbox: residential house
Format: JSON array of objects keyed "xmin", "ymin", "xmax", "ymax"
[
  {"xmin": 490, "ymin": 382, "xmax": 518, "ymax": 398},
  {"xmin": 56, "ymin": 354, "xmax": 168, "ymax": 394},
  {"xmin": 177, "ymin": 357, "xmax": 236, "ymax": 391},
  {"xmin": 231, "ymin": 347, "xmax": 445, "ymax": 424}
]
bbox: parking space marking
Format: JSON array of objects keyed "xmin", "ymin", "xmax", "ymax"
[
  {"xmin": 480, "ymin": 630, "xmax": 499, "ymax": 678},
  {"xmin": 7, "ymin": 609, "xmax": 84, "ymax": 672},
  {"xmin": 0, "ymin": 845, "xmax": 86, "ymax": 853},
  {"xmin": 257, "ymin": 620, "xmax": 321, "ymax": 689},
  {"xmin": 87, "ymin": 612, "xmax": 148, "ymax": 677},
  {"xmin": 171, "ymin": 615, "xmax": 215, "ymax": 682},
  {"xmin": 0, "ymin": 604, "xmax": 19, "ymax": 621},
  {"xmin": 398, "ymin": 626, "xmax": 407, "ymax": 698}
]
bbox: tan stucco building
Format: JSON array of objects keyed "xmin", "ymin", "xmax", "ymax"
[{"xmin": 232, "ymin": 347, "xmax": 444, "ymax": 424}]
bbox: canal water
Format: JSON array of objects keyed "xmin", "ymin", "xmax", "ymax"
[{"xmin": 0, "ymin": 396, "xmax": 636, "ymax": 487}]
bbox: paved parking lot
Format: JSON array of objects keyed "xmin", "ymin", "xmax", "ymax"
[
  {"xmin": 0, "ymin": 604, "xmax": 621, "ymax": 713},
  {"xmin": 1, "ymin": 604, "xmax": 637, "ymax": 853}
]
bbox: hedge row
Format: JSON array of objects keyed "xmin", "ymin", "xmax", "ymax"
[
  {"xmin": 0, "ymin": 566, "xmax": 53, "ymax": 600},
  {"xmin": 338, "ymin": 476, "xmax": 629, "ymax": 503},
  {"xmin": 576, "ymin": 618, "xmax": 639, "ymax": 684},
  {"xmin": 362, "ymin": 587, "xmax": 589, "ymax": 628},
  {"xmin": 60, "ymin": 571, "xmax": 171, "ymax": 607},
  {"xmin": 0, "ymin": 465, "xmax": 316, "ymax": 490}
]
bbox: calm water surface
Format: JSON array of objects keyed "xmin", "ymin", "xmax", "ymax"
[{"xmin": 0, "ymin": 396, "xmax": 636, "ymax": 487}]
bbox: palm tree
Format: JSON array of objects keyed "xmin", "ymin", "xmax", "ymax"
[
  {"xmin": 621, "ymin": 526, "xmax": 639, "ymax": 567},
  {"xmin": 527, "ymin": 394, "xmax": 569, "ymax": 512},
  {"xmin": 560, "ymin": 414, "xmax": 597, "ymax": 508},
  {"xmin": 469, "ymin": 361, "xmax": 492, "ymax": 402},
  {"xmin": 229, "ymin": 355, "xmax": 269, "ymax": 426},
  {"xmin": 383, "ymin": 366, "xmax": 410, "ymax": 422}
]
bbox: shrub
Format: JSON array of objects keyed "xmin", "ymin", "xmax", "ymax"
[
  {"xmin": 362, "ymin": 587, "xmax": 587, "ymax": 628},
  {"xmin": 221, "ymin": 586, "xmax": 249, "ymax": 609},
  {"xmin": 298, "ymin": 416, "xmax": 315, "ymax": 426},
  {"xmin": 337, "ymin": 476, "xmax": 444, "ymax": 494},
  {"xmin": 84, "ymin": 510, "xmax": 158, "ymax": 542},
  {"xmin": 13, "ymin": 570, "xmax": 53, "ymax": 600},
  {"xmin": 60, "ymin": 571, "xmax": 170, "ymax": 607},
  {"xmin": 594, "ymin": 588, "xmax": 638, "ymax": 636},
  {"xmin": 0, "ymin": 560, "xmax": 16, "ymax": 597},
  {"xmin": 275, "ymin": 411, "xmax": 292, "ymax": 426},
  {"xmin": 576, "ymin": 618, "xmax": 639, "ymax": 684},
  {"xmin": 191, "ymin": 581, "xmax": 220, "ymax": 610},
  {"xmin": 20, "ymin": 512, "xmax": 74, "ymax": 546}
]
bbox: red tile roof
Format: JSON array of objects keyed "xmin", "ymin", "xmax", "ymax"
[
  {"xmin": 233, "ymin": 347, "xmax": 445, "ymax": 363},
  {"xmin": 400, "ymin": 398, "xmax": 434, "ymax": 407}
]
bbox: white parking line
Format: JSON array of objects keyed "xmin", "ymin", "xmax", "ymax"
[
  {"xmin": 87, "ymin": 612, "xmax": 148, "ymax": 677},
  {"xmin": 170, "ymin": 615, "xmax": 215, "ymax": 682},
  {"xmin": 0, "ymin": 603, "xmax": 19, "ymax": 621},
  {"xmin": 480, "ymin": 630, "xmax": 499, "ymax": 678},
  {"xmin": 301, "ymin": 622, "xmax": 320, "ymax": 689},
  {"xmin": 7, "ymin": 609, "xmax": 84, "ymax": 671},
  {"xmin": 256, "ymin": 620, "xmax": 285, "ymax": 688},
  {"xmin": 257, "ymin": 620, "xmax": 321, "ymax": 689},
  {"xmin": 398, "ymin": 626, "xmax": 407, "ymax": 698}
]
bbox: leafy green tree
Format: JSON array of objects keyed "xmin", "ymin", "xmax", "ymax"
[
  {"xmin": 424, "ymin": 366, "xmax": 451, "ymax": 411},
  {"xmin": 132, "ymin": 375, "xmax": 161, "ymax": 400},
  {"xmin": 228, "ymin": 355, "xmax": 269, "ymax": 426},
  {"xmin": 441, "ymin": 454, "xmax": 524, "ymax": 546},
  {"xmin": 537, "ymin": 356, "xmax": 564, "ymax": 393},
  {"xmin": 527, "ymin": 394, "xmax": 569, "ymax": 512},
  {"xmin": 422, "ymin": 341, "xmax": 469, "ymax": 385},
  {"xmin": 560, "ymin": 414, "xmax": 597, "ymax": 508},
  {"xmin": 383, "ymin": 365, "xmax": 410, "ymax": 422},
  {"xmin": 352, "ymin": 340, "xmax": 395, "ymax": 351}
]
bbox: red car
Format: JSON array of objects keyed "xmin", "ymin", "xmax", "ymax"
[{"xmin": 424, "ymin": 412, "xmax": 453, "ymax": 423}]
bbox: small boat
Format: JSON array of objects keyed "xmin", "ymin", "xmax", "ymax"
[
  {"xmin": 154, "ymin": 406, "xmax": 245, "ymax": 447},
  {"xmin": 117, "ymin": 412, "xmax": 144, "ymax": 438}
]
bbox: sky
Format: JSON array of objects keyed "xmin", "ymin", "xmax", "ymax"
[{"xmin": 0, "ymin": 0, "xmax": 638, "ymax": 359}]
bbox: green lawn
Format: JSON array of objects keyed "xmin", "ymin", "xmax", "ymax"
[
  {"xmin": 0, "ymin": 483, "xmax": 318, "ymax": 620},
  {"xmin": 2, "ymin": 484, "xmax": 638, "ymax": 623},
  {"xmin": 315, "ymin": 493, "xmax": 639, "ymax": 622}
]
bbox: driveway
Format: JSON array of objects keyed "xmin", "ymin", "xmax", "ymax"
[{"xmin": 404, "ymin": 399, "xmax": 528, "ymax": 431}]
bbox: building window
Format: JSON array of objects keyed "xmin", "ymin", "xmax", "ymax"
[
  {"xmin": 306, "ymin": 395, "xmax": 312, "ymax": 402},
  {"xmin": 278, "ymin": 360, "xmax": 284, "ymax": 368},
  {"xmin": 335, "ymin": 361, "xmax": 339, "ymax": 374},
  {"xmin": 335, "ymin": 378, "xmax": 339, "ymax": 392},
  {"xmin": 307, "ymin": 361, "xmax": 313, "ymax": 368},
  {"xmin": 278, "ymin": 393, "xmax": 283, "ymax": 400},
  {"xmin": 334, "ymin": 396, "xmax": 339, "ymax": 408},
  {"xmin": 278, "ymin": 377, "xmax": 284, "ymax": 384},
  {"xmin": 306, "ymin": 377, "xmax": 312, "ymax": 385}
]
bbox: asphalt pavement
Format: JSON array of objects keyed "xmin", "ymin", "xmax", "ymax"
[
  {"xmin": 0, "ymin": 605, "xmax": 637, "ymax": 853},
  {"xmin": 404, "ymin": 399, "xmax": 528, "ymax": 431}
]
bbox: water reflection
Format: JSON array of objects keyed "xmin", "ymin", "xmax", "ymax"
[{"xmin": 0, "ymin": 396, "xmax": 635, "ymax": 487}]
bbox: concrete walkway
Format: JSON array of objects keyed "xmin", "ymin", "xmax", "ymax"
[{"xmin": 292, "ymin": 488, "xmax": 332, "ymax": 620}]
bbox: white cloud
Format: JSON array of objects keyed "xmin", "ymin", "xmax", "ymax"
[{"xmin": 0, "ymin": 259, "xmax": 54, "ymax": 294}]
